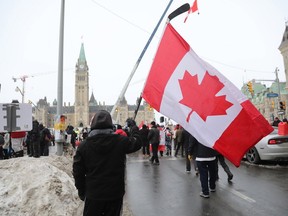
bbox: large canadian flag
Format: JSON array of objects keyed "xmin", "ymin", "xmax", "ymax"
[{"xmin": 142, "ymin": 23, "xmax": 273, "ymax": 167}]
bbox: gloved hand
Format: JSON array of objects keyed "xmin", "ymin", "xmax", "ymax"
[{"xmin": 78, "ymin": 191, "xmax": 85, "ymax": 201}]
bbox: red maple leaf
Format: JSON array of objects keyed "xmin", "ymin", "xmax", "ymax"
[{"xmin": 179, "ymin": 71, "xmax": 233, "ymax": 122}]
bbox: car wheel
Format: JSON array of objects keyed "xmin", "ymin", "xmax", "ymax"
[{"xmin": 246, "ymin": 147, "xmax": 261, "ymax": 164}]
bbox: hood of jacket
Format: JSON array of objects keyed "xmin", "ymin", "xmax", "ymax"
[{"xmin": 90, "ymin": 110, "xmax": 113, "ymax": 130}]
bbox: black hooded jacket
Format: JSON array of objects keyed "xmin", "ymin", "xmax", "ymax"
[{"xmin": 72, "ymin": 110, "xmax": 142, "ymax": 201}]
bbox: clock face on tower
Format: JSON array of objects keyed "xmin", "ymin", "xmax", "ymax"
[{"xmin": 79, "ymin": 64, "xmax": 84, "ymax": 69}]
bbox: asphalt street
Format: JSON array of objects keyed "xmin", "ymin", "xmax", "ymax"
[{"xmin": 125, "ymin": 151, "xmax": 288, "ymax": 216}]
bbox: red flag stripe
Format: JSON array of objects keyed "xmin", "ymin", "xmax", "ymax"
[
  {"xmin": 214, "ymin": 100, "xmax": 273, "ymax": 166},
  {"xmin": 142, "ymin": 24, "xmax": 189, "ymax": 111}
]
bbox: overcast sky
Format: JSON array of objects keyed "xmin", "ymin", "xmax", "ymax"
[{"xmin": 0, "ymin": 0, "xmax": 287, "ymax": 109}]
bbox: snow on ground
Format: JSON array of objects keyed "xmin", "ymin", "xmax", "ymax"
[
  {"xmin": 0, "ymin": 155, "xmax": 84, "ymax": 216},
  {"xmin": 0, "ymin": 152, "xmax": 133, "ymax": 216}
]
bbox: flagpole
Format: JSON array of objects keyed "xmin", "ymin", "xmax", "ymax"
[
  {"xmin": 133, "ymin": 3, "xmax": 191, "ymax": 120},
  {"xmin": 110, "ymin": 0, "xmax": 174, "ymax": 121}
]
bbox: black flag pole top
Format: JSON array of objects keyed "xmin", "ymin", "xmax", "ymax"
[{"xmin": 133, "ymin": 3, "xmax": 191, "ymax": 121}]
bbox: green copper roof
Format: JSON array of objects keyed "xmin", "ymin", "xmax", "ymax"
[{"xmin": 78, "ymin": 43, "xmax": 86, "ymax": 64}]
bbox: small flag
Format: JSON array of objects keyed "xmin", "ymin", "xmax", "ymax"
[{"xmin": 184, "ymin": 0, "xmax": 199, "ymax": 23}]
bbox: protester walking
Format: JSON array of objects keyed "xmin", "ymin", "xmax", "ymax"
[
  {"xmin": 158, "ymin": 125, "xmax": 166, "ymax": 157},
  {"xmin": 39, "ymin": 124, "xmax": 52, "ymax": 156},
  {"xmin": 174, "ymin": 125, "xmax": 184, "ymax": 157},
  {"xmin": 73, "ymin": 110, "xmax": 142, "ymax": 216},
  {"xmin": 139, "ymin": 124, "xmax": 150, "ymax": 157},
  {"xmin": 148, "ymin": 121, "xmax": 160, "ymax": 165},
  {"xmin": 164, "ymin": 127, "xmax": 172, "ymax": 156},
  {"xmin": 183, "ymin": 129, "xmax": 192, "ymax": 173},
  {"xmin": 28, "ymin": 120, "xmax": 41, "ymax": 158},
  {"xmin": 190, "ymin": 136, "xmax": 218, "ymax": 198},
  {"xmin": 66, "ymin": 125, "xmax": 77, "ymax": 149}
]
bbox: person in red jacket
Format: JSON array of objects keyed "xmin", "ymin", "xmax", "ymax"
[{"xmin": 114, "ymin": 125, "xmax": 127, "ymax": 136}]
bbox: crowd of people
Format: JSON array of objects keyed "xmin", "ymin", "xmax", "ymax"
[
  {"xmin": 0, "ymin": 121, "xmax": 91, "ymax": 160},
  {"xmin": 0, "ymin": 110, "xmax": 234, "ymax": 215}
]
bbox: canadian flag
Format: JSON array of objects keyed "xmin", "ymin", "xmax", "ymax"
[{"xmin": 142, "ymin": 23, "xmax": 273, "ymax": 167}]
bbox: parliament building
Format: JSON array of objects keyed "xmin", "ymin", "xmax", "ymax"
[{"xmin": 32, "ymin": 43, "xmax": 154, "ymax": 128}]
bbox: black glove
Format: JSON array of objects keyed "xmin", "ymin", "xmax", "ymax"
[{"xmin": 78, "ymin": 191, "xmax": 85, "ymax": 201}]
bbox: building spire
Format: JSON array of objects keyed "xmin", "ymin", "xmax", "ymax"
[{"xmin": 78, "ymin": 43, "xmax": 86, "ymax": 65}]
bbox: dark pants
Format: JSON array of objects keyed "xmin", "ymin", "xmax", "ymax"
[
  {"xmin": 40, "ymin": 141, "xmax": 49, "ymax": 156},
  {"xmin": 175, "ymin": 142, "xmax": 184, "ymax": 157},
  {"xmin": 142, "ymin": 142, "xmax": 150, "ymax": 155},
  {"xmin": 150, "ymin": 142, "xmax": 160, "ymax": 163},
  {"xmin": 186, "ymin": 154, "xmax": 191, "ymax": 171},
  {"xmin": 31, "ymin": 140, "xmax": 40, "ymax": 157},
  {"xmin": 83, "ymin": 197, "xmax": 123, "ymax": 216},
  {"xmin": 0, "ymin": 146, "xmax": 3, "ymax": 159},
  {"xmin": 165, "ymin": 144, "xmax": 171, "ymax": 155},
  {"xmin": 197, "ymin": 159, "xmax": 217, "ymax": 195},
  {"xmin": 216, "ymin": 154, "xmax": 233, "ymax": 179}
]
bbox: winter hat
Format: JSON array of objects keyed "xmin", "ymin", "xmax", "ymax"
[{"xmin": 90, "ymin": 110, "xmax": 113, "ymax": 130}]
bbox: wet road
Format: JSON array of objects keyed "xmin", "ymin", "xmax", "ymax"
[{"xmin": 125, "ymin": 151, "xmax": 288, "ymax": 216}]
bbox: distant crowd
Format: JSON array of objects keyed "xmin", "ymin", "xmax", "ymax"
[{"xmin": 0, "ymin": 121, "xmax": 89, "ymax": 160}]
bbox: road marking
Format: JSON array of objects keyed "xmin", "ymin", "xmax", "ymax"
[{"xmin": 218, "ymin": 182, "xmax": 256, "ymax": 203}]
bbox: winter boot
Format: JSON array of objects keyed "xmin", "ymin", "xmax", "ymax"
[{"xmin": 224, "ymin": 167, "xmax": 233, "ymax": 181}]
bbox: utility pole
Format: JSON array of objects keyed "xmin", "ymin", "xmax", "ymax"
[
  {"xmin": 275, "ymin": 67, "xmax": 281, "ymax": 110},
  {"xmin": 55, "ymin": 0, "xmax": 65, "ymax": 156},
  {"xmin": 12, "ymin": 75, "xmax": 28, "ymax": 103}
]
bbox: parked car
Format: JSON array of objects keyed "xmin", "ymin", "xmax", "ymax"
[{"xmin": 245, "ymin": 127, "xmax": 288, "ymax": 164}]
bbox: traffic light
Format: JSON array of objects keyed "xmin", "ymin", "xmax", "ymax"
[
  {"xmin": 280, "ymin": 101, "xmax": 286, "ymax": 110},
  {"xmin": 148, "ymin": 104, "xmax": 153, "ymax": 111},
  {"xmin": 271, "ymin": 100, "xmax": 274, "ymax": 109},
  {"xmin": 247, "ymin": 81, "xmax": 254, "ymax": 94}
]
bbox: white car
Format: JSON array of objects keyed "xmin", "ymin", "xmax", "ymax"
[{"xmin": 245, "ymin": 127, "xmax": 288, "ymax": 164}]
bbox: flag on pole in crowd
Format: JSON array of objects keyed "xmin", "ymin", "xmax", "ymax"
[
  {"xmin": 184, "ymin": 0, "xmax": 199, "ymax": 23},
  {"xmin": 141, "ymin": 23, "xmax": 273, "ymax": 167}
]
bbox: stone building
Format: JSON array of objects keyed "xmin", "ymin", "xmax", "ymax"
[
  {"xmin": 241, "ymin": 22, "xmax": 288, "ymax": 122},
  {"xmin": 279, "ymin": 23, "xmax": 288, "ymax": 89},
  {"xmin": 33, "ymin": 43, "xmax": 154, "ymax": 128}
]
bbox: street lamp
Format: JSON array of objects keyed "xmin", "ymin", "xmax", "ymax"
[{"xmin": 15, "ymin": 86, "xmax": 24, "ymax": 103}]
